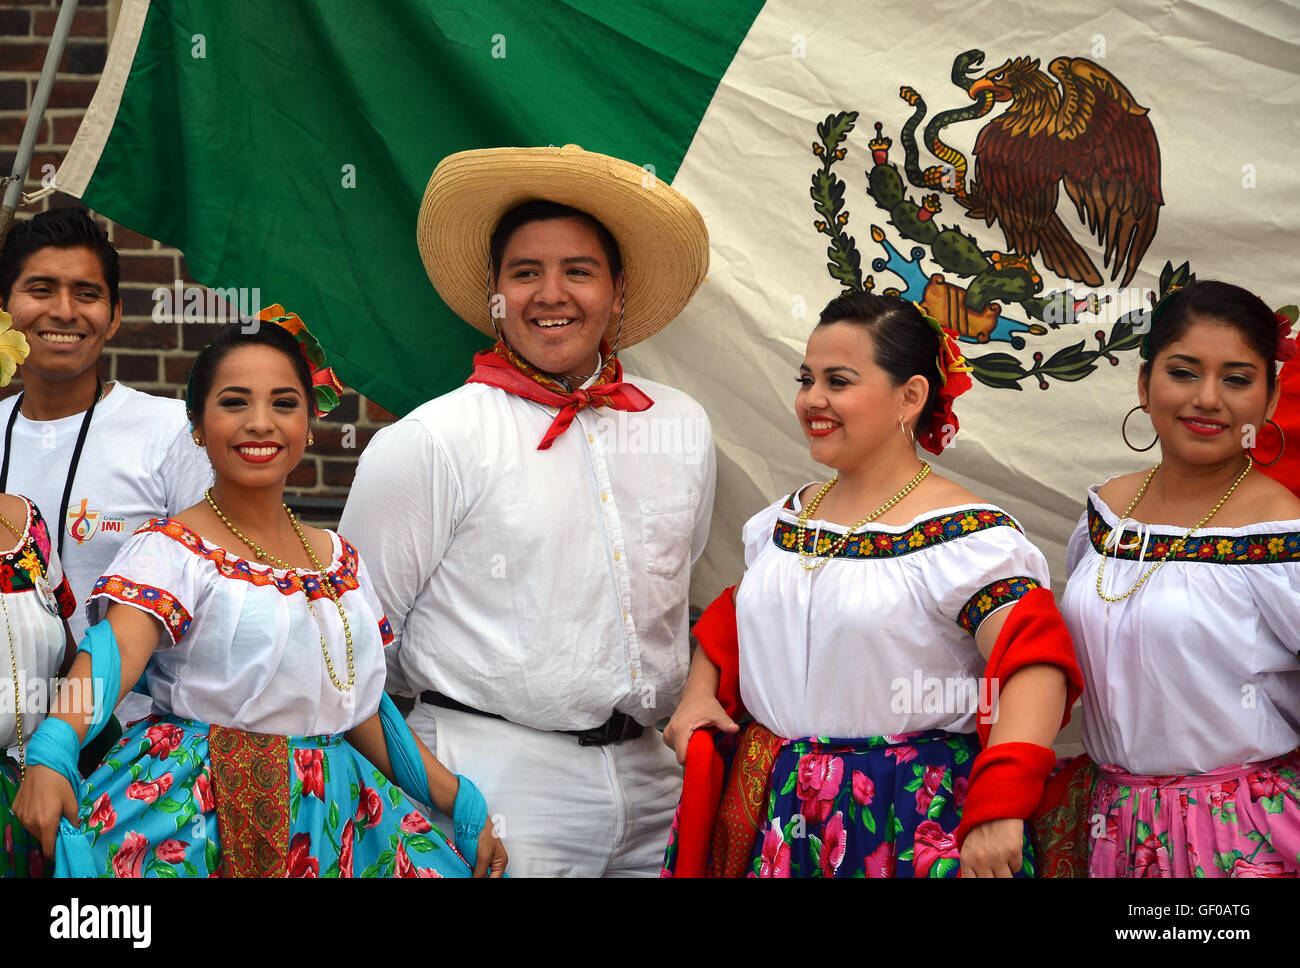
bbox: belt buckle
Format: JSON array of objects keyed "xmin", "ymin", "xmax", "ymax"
[{"xmin": 575, "ymin": 713, "xmax": 635, "ymax": 747}]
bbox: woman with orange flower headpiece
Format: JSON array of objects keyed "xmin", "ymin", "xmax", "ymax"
[
  {"xmin": 661, "ymin": 292, "xmax": 1081, "ymax": 878},
  {"xmin": 14, "ymin": 308, "xmax": 506, "ymax": 878}
]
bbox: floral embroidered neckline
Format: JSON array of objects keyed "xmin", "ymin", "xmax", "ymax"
[
  {"xmin": 0, "ymin": 497, "xmax": 69, "ymax": 608},
  {"xmin": 93, "ymin": 519, "xmax": 368, "ymax": 646},
  {"xmin": 0, "ymin": 496, "xmax": 36, "ymax": 559},
  {"xmin": 773, "ymin": 493, "xmax": 1021, "ymax": 561},
  {"xmin": 137, "ymin": 517, "xmax": 347, "ymax": 577},
  {"xmin": 1086, "ymin": 492, "xmax": 1300, "ymax": 565}
]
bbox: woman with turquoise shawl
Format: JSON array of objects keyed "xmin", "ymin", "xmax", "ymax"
[{"xmin": 14, "ymin": 308, "xmax": 507, "ymax": 877}]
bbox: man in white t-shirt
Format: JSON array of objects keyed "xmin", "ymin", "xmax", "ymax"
[
  {"xmin": 0, "ymin": 208, "xmax": 211, "ymax": 727},
  {"xmin": 341, "ymin": 146, "xmax": 715, "ymax": 876}
]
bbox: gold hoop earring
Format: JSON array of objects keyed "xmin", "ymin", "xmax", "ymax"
[
  {"xmin": 1121, "ymin": 406, "xmax": 1158, "ymax": 452},
  {"xmin": 1249, "ymin": 418, "xmax": 1285, "ymax": 467},
  {"xmin": 899, "ymin": 419, "xmax": 915, "ymax": 446}
]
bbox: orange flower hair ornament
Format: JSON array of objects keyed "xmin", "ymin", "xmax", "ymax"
[
  {"xmin": 914, "ymin": 303, "xmax": 973, "ymax": 455},
  {"xmin": 255, "ymin": 305, "xmax": 344, "ymax": 417}
]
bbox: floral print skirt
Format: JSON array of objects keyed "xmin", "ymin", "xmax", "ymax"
[
  {"xmin": 1, "ymin": 754, "xmax": 47, "ymax": 877},
  {"xmin": 752, "ymin": 729, "xmax": 1034, "ymax": 878},
  {"xmin": 74, "ymin": 714, "xmax": 472, "ymax": 877},
  {"xmin": 1088, "ymin": 747, "xmax": 1300, "ymax": 878}
]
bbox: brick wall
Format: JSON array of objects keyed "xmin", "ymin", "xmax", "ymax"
[{"xmin": 1, "ymin": 0, "xmax": 397, "ymax": 526}]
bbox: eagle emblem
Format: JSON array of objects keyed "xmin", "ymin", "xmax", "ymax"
[
  {"xmin": 958, "ymin": 55, "xmax": 1163, "ymax": 288},
  {"xmin": 808, "ymin": 49, "xmax": 1178, "ymax": 391}
]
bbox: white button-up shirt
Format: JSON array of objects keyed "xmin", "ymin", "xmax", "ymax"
[{"xmin": 340, "ymin": 377, "xmax": 715, "ymax": 731}]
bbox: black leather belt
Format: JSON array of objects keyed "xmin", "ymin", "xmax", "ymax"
[{"xmin": 420, "ymin": 691, "xmax": 644, "ymax": 747}]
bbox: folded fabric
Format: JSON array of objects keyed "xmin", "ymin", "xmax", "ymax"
[
  {"xmin": 954, "ymin": 588, "xmax": 1085, "ymax": 850},
  {"xmin": 25, "ymin": 717, "xmax": 81, "ymax": 793},
  {"xmin": 692, "ymin": 585, "xmax": 743, "ymax": 720},
  {"xmin": 674, "ymin": 729, "xmax": 727, "ymax": 876},
  {"xmin": 377, "ymin": 692, "xmax": 489, "ymax": 869},
  {"xmin": 76, "ymin": 622, "xmax": 123, "ymax": 749},
  {"xmin": 452, "ymin": 774, "xmax": 488, "ymax": 869},
  {"xmin": 673, "ymin": 586, "xmax": 741, "ymax": 877},
  {"xmin": 954, "ymin": 741, "xmax": 1057, "ymax": 848},
  {"xmin": 378, "ymin": 692, "xmax": 430, "ymax": 805},
  {"xmin": 976, "ymin": 587, "xmax": 1083, "ymax": 749},
  {"xmin": 55, "ymin": 817, "xmax": 96, "ymax": 878}
]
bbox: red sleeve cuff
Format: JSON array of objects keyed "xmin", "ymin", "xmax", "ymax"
[{"xmin": 954, "ymin": 741, "xmax": 1058, "ymax": 847}]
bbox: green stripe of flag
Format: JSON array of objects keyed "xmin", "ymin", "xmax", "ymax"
[{"xmin": 69, "ymin": 0, "xmax": 764, "ymax": 415}]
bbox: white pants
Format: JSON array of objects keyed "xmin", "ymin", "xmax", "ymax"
[{"xmin": 408, "ymin": 702, "xmax": 682, "ymax": 877}]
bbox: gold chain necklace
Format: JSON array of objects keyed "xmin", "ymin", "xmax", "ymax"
[
  {"xmin": 796, "ymin": 462, "xmax": 932, "ymax": 571},
  {"xmin": 205, "ymin": 488, "xmax": 354, "ymax": 691},
  {"xmin": 1095, "ymin": 457, "xmax": 1253, "ymax": 602},
  {"xmin": 0, "ymin": 508, "xmax": 29, "ymax": 779}
]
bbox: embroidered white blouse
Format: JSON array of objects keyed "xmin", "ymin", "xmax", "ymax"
[
  {"xmin": 1061, "ymin": 482, "xmax": 1300, "ymax": 775},
  {"xmin": 736, "ymin": 488, "xmax": 1050, "ymax": 740},
  {"xmin": 87, "ymin": 520, "xmax": 394, "ymax": 737}
]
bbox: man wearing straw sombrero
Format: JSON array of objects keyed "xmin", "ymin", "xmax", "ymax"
[{"xmin": 341, "ymin": 145, "xmax": 716, "ymax": 876}]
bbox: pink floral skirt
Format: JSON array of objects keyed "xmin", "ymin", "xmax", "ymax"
[{"xmin": 1088, "ymin": 748, "xmax": 1300, "ymax": 878}]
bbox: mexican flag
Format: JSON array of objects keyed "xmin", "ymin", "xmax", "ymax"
[{"xmin": 57, "ymin": 0, "xmax": 1300, "ymax": 593}]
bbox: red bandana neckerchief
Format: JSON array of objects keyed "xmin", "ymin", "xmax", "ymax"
[{"xmin": 465, "ymin": 340, "xmax": 654, "ymax": 450}]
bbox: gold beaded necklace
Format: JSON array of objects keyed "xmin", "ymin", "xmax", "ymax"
[
  {"xmin": 1095, "ymin": 457, "xmax": 1253, "ymax": 602},
  {"xmin": 796, "ymin": 462, "xmax": 932, "ymax": 571},
  {"xmin": 0, "ymin": 507, "xmax": 30, "ymax": 779},
  {"xmin": 205, "ymin": 488, "xmax": 354, "ymax": 692}
]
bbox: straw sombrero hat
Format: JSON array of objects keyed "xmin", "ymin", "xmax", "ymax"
[{"xmin": 416, "ymin": 144, "xmax": 709, "ymax": 347}]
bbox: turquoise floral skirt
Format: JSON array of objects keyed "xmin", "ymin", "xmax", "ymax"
[{"xmin": 75, "ymin": 714, "xmax": 472, "ymax": 878}]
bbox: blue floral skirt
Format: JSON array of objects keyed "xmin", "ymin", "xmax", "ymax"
[
  {"xmin": 75, "ymin": 714, "xmax": 472, "ymax": 878},
  {"xmin": 751, "ymin": 730, "xmax": 1035, "ymax": 877}
]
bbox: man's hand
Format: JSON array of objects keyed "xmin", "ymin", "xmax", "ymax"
[
  {"xmin": 14, "ymin": 763, "xmax": 79, "ymax": 857},
  {"xmin": 473, "ymin": 824, "xmax": 508, "ymax": 878},
  {"xmin": 959, "ymin": 817, "xmax": 1025, "ymax": 878},
  {"xmin": 662, "ymin": 693, "xmax": 738, "ymax": 765}
]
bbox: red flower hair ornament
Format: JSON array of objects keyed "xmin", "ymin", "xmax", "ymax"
[
  {"xmin": 913, "ymin": 303, "xmax": 973, "ymax": 455},
  {"xmin": 1275, "ymin": 307, "xmax": 1298, "ymax": 364}
]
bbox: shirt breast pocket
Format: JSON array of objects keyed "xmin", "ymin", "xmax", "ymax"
[{"xmin": 639, "ymin": 494, "xmax": 700, "ymax": 581}]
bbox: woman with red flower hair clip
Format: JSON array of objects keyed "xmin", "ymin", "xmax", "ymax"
[
  {"xmin": 15, "ymin": 309, "xmax": 506, "ymax": 878},
  {"xmin": 661, "ymin": 292, "xmax": 1080, "ymax": 878},
  {"xmin": 1054, "ymin": 279, "xmax": 1300, "ymax": 878}
]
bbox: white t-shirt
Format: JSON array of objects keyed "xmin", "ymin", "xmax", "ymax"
[{"xmin": 0, "ymin": 383, "xmax": 212, "ymax": 642}]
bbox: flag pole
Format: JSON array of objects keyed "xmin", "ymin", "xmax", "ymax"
[{"xmin": 0, "ymin": 0, "xmax": 82, "ymax": 251}]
